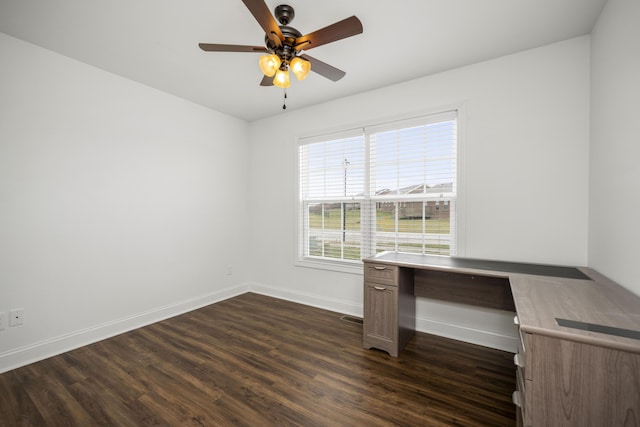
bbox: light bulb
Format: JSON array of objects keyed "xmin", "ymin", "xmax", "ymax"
[
  {"xmin": 259, "ymin": 54, "xmax": 281, "ymax": 77},
  {"xmin": 273, "ymin": 68, "xmax": 291, "ymax": 88},
  {"xmin": 290, "ymin": 57, "xmax": 311, "ymax": 80}
]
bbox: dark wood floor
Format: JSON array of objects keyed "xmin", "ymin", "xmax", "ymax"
[{"xmin": 0, "ymin": 293, "xmax": 516, "ymax": 426}]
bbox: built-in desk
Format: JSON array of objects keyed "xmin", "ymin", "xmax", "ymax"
[{"xmin": 363, "ymin": 251, "xmax": 640, "ymax": 427}]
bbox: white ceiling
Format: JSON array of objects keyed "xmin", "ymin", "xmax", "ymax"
[{"xmin": 0, "ymin": 0, "xmax": 607, "ymax": 122}]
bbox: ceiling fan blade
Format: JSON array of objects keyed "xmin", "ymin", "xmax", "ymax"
[
  {"xmin": 259, "ymin": 75, "xmax": 273, "ymax": 86},
  {"xmin": 199, "ymin": 43, "xmax": 268, "ymax": 53},
  {"xmin": 242, "ymin": 0, "xmax": 284, "ymax": 46},
  {"xmin": 294, "ymin": 16, "xmax": 362, "ymax": 51},
  {"xmin": 300, "ymin": 54, "xmax": 346, "ymax": 82}
]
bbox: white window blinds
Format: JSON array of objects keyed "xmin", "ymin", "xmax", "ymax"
[
  {"xmin": 298, "ymin": 110, "xmax": 457, "ymax": 266},
  {"xmin": 368, "ymin": 112, "xmax": 457, "ymax": 255}
]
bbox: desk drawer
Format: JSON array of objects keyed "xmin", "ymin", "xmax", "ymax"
[{"xmin": 364, "ymin": 263, "xmax": 399, "ymax": 286}]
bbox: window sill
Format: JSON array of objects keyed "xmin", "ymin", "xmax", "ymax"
[{"xmin": 295, "ymin": 257, "xmax": 364, "ymax": 275}]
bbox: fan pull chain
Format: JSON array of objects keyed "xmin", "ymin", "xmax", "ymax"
[{"xmin": 282, "ymin": 90, "xmax": 287, "ymax": 110}]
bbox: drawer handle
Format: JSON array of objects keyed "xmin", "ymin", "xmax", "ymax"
[
  {"xmin": 514, "ymin": 353, "xmax": 525, "ymax": 368},
  {"xmin": 512, "ymin": 391, "xmax": 523, "ymax": 408},
  {"xmin": 513, "ymin": 315, "xmax": 520, "ymax": 325},
  {"xmin": 373, "ymin": 266, "xmax": 387, "ymax": 270},
  {"xmin": 374, "ymin": 286, "xmax": 387, "ymax": 291}
]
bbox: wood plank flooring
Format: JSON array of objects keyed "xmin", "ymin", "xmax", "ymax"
[{"xmin": 0, "ymin": 293, "xmax": 516, "ymax": 426}]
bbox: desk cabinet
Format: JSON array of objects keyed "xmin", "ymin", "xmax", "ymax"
[
  {"xmin": 363, "ymin": 262, "xmax": 414, "ymax": 357},
  {"xmin": 513, "ymin": 316, "xmax": 640, "ymax": 427}
]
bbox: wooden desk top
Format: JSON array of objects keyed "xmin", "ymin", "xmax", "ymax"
[
  {"xmin": 365, "ymin": 251, "xmax": 589, "ymax": 279},
  {"xmin": 365, "ymin": 252, "xmax": 640, "ymax": 354}
]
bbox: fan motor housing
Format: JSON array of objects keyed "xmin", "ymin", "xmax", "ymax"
[
  {"xmin": 264, "ymin": 5, "xmax": 301, "ymax": 60},
  {"xmin": 265, "ymin": 25, "xmax": 302, "ymax": 60}
]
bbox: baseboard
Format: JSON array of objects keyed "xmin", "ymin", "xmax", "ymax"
[
  {"xmin": 0, "ymin": 284, "xmax": 249, "ymax": 374},
  {"xmin": 415, "ymin": 316, "xmax": 517, "ymax": 353},
  {"xmin": 248, "ymin": 282, "xmax": 517, "ymax": 353},
  {"xmin": 248, "ymin": 282, "xmax": 363, "ymax": 318},
  {"xmin": 1, "ymin": 283, "xmax": 517, "ymax": 374}
]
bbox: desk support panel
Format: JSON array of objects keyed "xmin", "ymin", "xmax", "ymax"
[{"xmin": 414, "ymin": 269, "xmax": 515, "ymax": 312}]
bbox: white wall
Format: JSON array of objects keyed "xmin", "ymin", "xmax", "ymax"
[
  {"xmin": 248, "ymin": 37, "xmax": 591, "ymax": 351},
  {"xmin": 0, "ymin": 33, "xmax": 251, "ymax": 372},
  {"xmin": 589, "ymin": 0, "xmax": 640, "ymax": 296}
]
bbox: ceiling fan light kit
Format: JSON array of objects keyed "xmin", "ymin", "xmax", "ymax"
[
  {"xmin": 199, "ymin": 0, "xmax": 363, "ymax": 107},
  {"xmin": 258, "ymin": 53, "xmax": 309, "ymax": 86}
]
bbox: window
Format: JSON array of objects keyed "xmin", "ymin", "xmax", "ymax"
[{"xmin": 297, "ymin": 110, "xmax": 458, "ymax": 269}]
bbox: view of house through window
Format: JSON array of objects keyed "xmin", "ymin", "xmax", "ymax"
[{"xmin": 298, "ymin": 110, "xmax": 457, "ymax": 266}]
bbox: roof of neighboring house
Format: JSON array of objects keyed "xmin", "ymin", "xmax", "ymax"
[{"xmin": 376, "ymin": 183, "xmax": 453, "ymax": 196}]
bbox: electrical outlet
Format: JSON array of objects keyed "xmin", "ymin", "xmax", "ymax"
[
  {"xmin": 0, "ymin": 312, "xmax": 7, "ymax": 330},
  {"xmin": 226, "ymin": 265, "xmax": 233, "ymax": 276},
  {"xmin": 9, "ymin": 309, "xmax": 24, "ymax": 327}
]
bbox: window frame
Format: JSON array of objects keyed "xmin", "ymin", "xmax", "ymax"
[{"xmin": 294, "ymin": 106, "xmax": 466, "ymax": 274}]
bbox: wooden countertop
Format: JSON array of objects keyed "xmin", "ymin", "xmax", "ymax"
[{"xmin": 365, "ymin": 252, "xmax": 640, "ymax": 353}]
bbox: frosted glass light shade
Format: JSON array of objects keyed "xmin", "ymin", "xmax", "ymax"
[
  {"xmin": 259, "ymin": 54, "xmax": 281, "ymax": 77},
  {"xmin": 290, "ymin": 57, "xmax": 311, "ymax": 80},
  {"xmin": 273, "ymin": 69, "xmax": 291, "ymax": 88}
]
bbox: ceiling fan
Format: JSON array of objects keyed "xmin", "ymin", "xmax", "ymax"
[{"xmin": 199, "ymin": 0, "xmax": 363, "ymax": 91}]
